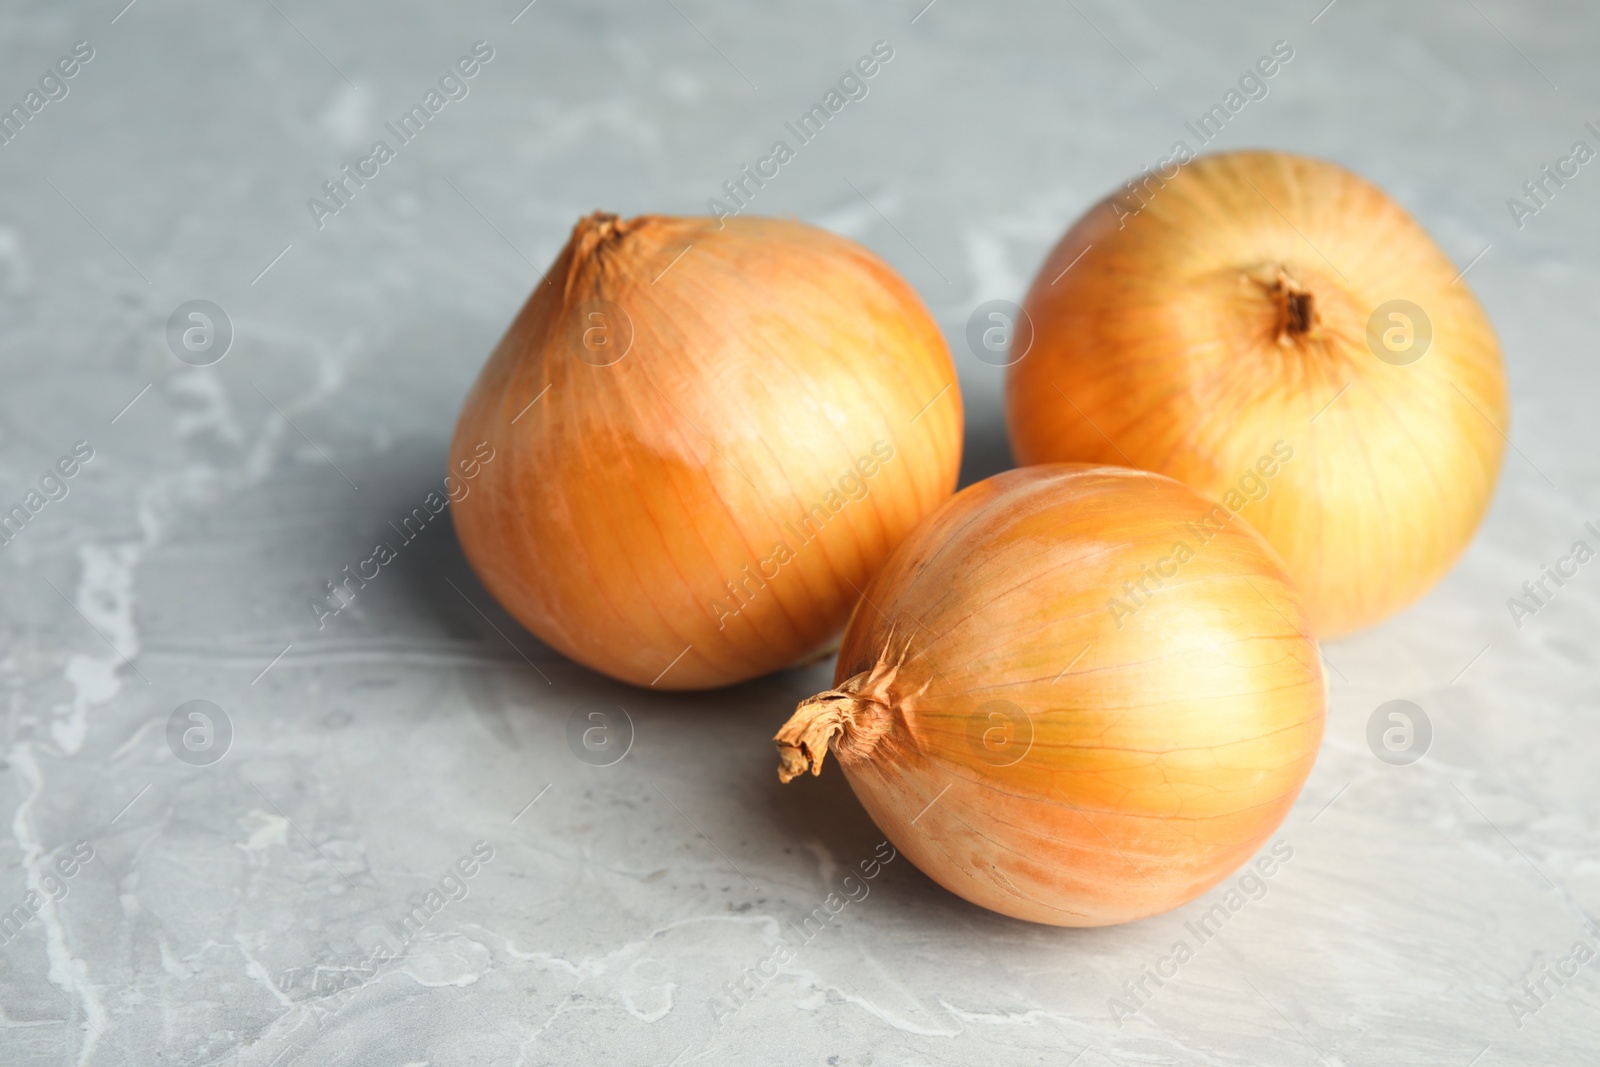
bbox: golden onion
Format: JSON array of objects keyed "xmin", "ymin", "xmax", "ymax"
[
  {"xmin": 450, "ymin": 212, "xmax": 962, "ymax": 689},
  {"xmin": 776, "ymin": 464, "xmax": 1324, "ymax": 926},
  {"xmin": 1007, "ymin": 150, "xmax": 1508, "ymax": 636}
]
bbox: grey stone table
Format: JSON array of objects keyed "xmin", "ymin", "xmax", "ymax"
[{"xmin": 1, "ymin": 1, "xmax": 1596, "ymax": 1064}]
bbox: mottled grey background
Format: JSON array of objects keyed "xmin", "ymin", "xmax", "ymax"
[{"xmin": 1, "ymin": 1, "xmax": 1596, "ymax": 1065}]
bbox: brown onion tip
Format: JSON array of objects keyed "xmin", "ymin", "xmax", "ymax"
[
  {"xmin": 774, "ymin": 674, "xmax": 894, "ymax": 783},
  {"xmin": 775, "ymin": 690, "xmax": 847, "ymax": 783}
]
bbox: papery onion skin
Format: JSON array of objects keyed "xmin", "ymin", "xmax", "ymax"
[
  {"xmin": 1007, "ymin": 150, "xmax": 1508, "ymax": 637},
  {"xmin": 776, "ymin": 465, "xmax": 1325, "ymax": 927},
  {"xmin": 450, "ymin": 213, "xmax": 962, "ymax": 690}
]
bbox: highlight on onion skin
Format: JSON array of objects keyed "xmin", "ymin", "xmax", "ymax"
[
  {"xmin": 775, "ymin": 465, "xmax": 1325, "ymax": 927},
  {"xmin": 449, "ymin": 212, "xmax": 963, "ymax": 690},
  {"xmin": 1006, "ymin": 150, "xmax": 1508, "ymax": 638}
]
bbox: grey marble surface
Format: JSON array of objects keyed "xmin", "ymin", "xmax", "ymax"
[{"xmin": 1, "ymin": 1, "xmax": 1597, "ymax": 1064}]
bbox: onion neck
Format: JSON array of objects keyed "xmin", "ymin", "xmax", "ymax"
[
  {"xmin": 775, "ymin": 669, "xmax": 896, "ymax": 783},
  {"xmin": 570, "ymin": 211, "xmax": 640, "ymax": 260},
  {"xmin": 1266, "ymin": 268, "xmax": 1318, "ymax": 344},
  {"xmin": 560, "ymin": 211, "xmax": 694, "ymax": 302}
]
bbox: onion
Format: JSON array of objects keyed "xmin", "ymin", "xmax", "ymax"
[
  {"xmin": 1007, "ymin": 150, "xmax": 1508, "ymax": 637},
  {"xmin": 774, "ymin": 464, "xmax": 1324, "ymax": 926},
  {"xmin": 450, "ymin": 213, "xmax": 962, "ymax": 690}
]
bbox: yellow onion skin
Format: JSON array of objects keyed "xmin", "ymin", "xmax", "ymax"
[
  {"xmin": 777, "ymin": 465, "xmax": 1324, "ymax": 927},
  {"xmin": 1007, "ymin": 150, "xmax": 1508, "ymax": 637},
  {"xmin": 449, "ymin": 213, "xmax": 962, "ymax": 690}
]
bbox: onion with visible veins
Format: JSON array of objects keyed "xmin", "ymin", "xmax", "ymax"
[
  {"xmin": 776, "ymin": 464, "xmax": 1325, "ymax": 927},
  {"xmin": 450, "ymin": 212, "xmax": 963, "ymax": 690},
  {"xmin": 1008, "ymin": 150, "xmax": 1508, "ymax": 636}
]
